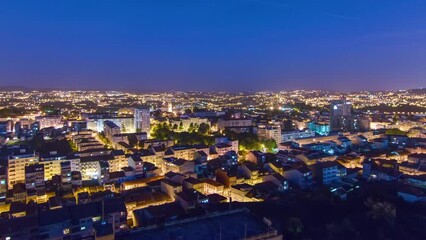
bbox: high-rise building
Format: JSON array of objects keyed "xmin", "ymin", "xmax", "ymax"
[
  {"xmin": 134, "ymin": 108, "xmax": 150, "ymax": 134},
  {"xmin": 329, "ymin": 100, "xmax": 352, "ymax": 131},
  {"xmin": 258, "ymin": 124, "xmax": 282, "ymax": 144}
]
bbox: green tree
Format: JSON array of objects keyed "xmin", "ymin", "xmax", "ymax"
[
  {"xmin": 198, "ymin": 123, "xmax": 210, "ymax": 135},
  {"xmin": 151, "ymin": 123, "xmax": 172, "ymax": 140},
  {"xmin": 385, "ymin": 128, "xmax": 406, "ymax": 136},
  {"xmin": 127, "ymin": 134, "xmax": 138, "ymax": 148},
  {"xmin": 261, "ymin": 139, "xmax": 277, "ymax": 152}
]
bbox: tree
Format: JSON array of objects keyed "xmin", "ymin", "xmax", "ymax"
[
  {"xmin": 151, "ymin": 123, "xmax": 172, "ymax": 140},
  {"xmin": 365, "ymin": 198, "xmax": 396, "ymax": 225},
  {"xmin": 262, "ymin": 139, "xmax": 277, "ymax": 152},
  {"xmin": 198, "ymin": 123, "xmax": 210, "ymax": 135},
  {"xmin": 385, "ymin": 128, "xmax": 406, "ymax": 136},
  {"xmin": 172, "ymin": 123, "xmax": 178, "ymax": 130},
  {"xmin": 127, "ymin": 134, "xmax": 138, "ymax": 148},
  {"xmin": 179, "ymin": 121, "xmax": 183, "ymax": 130}
]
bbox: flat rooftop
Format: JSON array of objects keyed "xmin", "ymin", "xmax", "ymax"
[{"xmin": 119, "ymin": 208, "xmax": 275, "ymax": 240}]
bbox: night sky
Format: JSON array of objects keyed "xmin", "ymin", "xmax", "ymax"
[{"xmin": 0, "ymin": 0, "xmax": 425, "ymax": 92}]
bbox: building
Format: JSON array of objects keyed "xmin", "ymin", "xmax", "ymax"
[
  {"xmin": 39, "ymin": 152, "xmax": 80, "ymax": 181},
  {"xmin": 329, "ymin": 100, "xmax": 352, "ymax": 131},
  {"xmin": 258, "ymin": 124, "xmax": 282, "ymax": 144},
  {"xmin": 308, "ymin": 122, "xmax": 330, "ymax": 136},
  {"xmin": 283, "ymin": 164, "xmax": 313, "ymax": 189},
  {"xmin": 25, "ymin": 163, "xmax": 45, "ymax": 191},
  {"xmin": 311, "ymin": 161, "xmax": 341, "ymax": 184},
  {"xmin": 281, "ymin": 129, "xmax": 315, "ymax": 142},
  {"xmin": 217, "ymin": 118, "xmax": 252, "ymax": 132},
  {"xmin": 4, "ymin": 146, "xmax": 38, "ymax": 189},
  {"xmin": 0, "ymin": 120, "xmax": 13, "ymax": 134},
  {"xmin": 35, "ymin": 116, "xmax": 62, "ymax": 129},
  {"xmin": 161, "ymin": 158, "xmax": 195, "ymax": 174},
  {"xmin": 87, "ymin": 116, "xmax": 135, "ymax": 133},
  {"xmin": 134, "ymin": 107, "xmax": 150, "ymax": 134},
  {"xmin": 104, "ymin": 120, "xmax": 121, "ymax": 142}
]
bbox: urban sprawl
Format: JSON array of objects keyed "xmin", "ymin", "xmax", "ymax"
[{"xmin": 0, "ymin": 89, "xmax": 425, "ymax": 239}]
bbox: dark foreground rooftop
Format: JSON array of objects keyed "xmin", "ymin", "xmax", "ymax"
[{"xmin": 119, "ymin": 208, "xmax": 280, "ymax": 240}]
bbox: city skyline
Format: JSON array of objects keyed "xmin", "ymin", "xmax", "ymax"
[{"xmin": 1, "ymin": 0, "xmax": 426, "ymax": 91}]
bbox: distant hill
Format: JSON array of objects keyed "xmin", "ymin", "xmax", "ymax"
[
  {"xmin": 0, "ymin": 85, "xmax": 32, "ymax": 91},
  {"xmin": 408, "ymin": 88, "xmax": 426, "ymax": 94}
]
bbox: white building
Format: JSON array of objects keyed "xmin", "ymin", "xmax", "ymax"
[
  {"xmin": 35, "ymin": 116, "xmax": 62, "ymax": 129},
  {"xmin": 258, "ymin": 124, "xmax": 282, "ymax": 144}
]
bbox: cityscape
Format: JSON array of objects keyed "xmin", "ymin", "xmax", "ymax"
[
  {"xmin": 0, "ymin": 88, "xmax": 425, "ymax": 239},
  {"xmin": 1, "ymin": 1, "xmax": 426, "ymax": 240}
]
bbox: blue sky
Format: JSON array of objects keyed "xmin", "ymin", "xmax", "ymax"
[{"xmin": 0, "ymin": 0, "xmax": 425, "ymax": 91}]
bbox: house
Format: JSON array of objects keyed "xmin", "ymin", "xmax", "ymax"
[
  {"xmin": 229, "ymin": 184, "xmax": 259, "ymax": 202},
  {"xmin": 160, "ymin": 180, "xmax": 183, "ymax": 200},
  {"xmin": 283, "ymin": 164, "xmax": 313, "ymax": 189},
  {"xmin": 175, "ymin": 189, "xmax": 208, "ymax": 210},
  {"xmin": 362, "ymin": 159, "xmax": 403, "ymax": 181},
  {"xmin": 203, "ymin": 178, "xmax": 224, "ymax": 195},
  {"xmin": 240, "ymin": 162, "xmax": 260, "ymax": 183},
  {"xmin": 253, "ymin": 181, "xmax": 279, "ymax": 199},
  {"xmin": 161, "ymin": 158, "xmax": 195, "ymax": 175},
  {"xmin": 183, "ymin": 177, "xmax": 204, "ymax": 192},
  {"xmin": 263, "ymin": 173, "xmax": 289, "ymax": 191},
  {"xmin": 132, "ymin": 202, "xmax": 185, "ymax": 227},
  {"xmin": 310, "ymin": 161, "xmax": 340, "ymax": 185},
  {"xmin": 246, "ymin": 151, "xmax": 266, "ymax": 165}
]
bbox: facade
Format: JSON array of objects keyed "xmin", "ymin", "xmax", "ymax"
[
  {"xmin": 39, "ymin": 153, "xmax": 80, "ymax": 181},
  {"xmin": 104, "ymin": 120, "xmax": 121, "ymax": 142},
  {"xmin": 281, "ymin": 129, "xmax": 315, "ymax": 142},
  {"xmin": 283, "ymin": 165, "xmax": 313, "ymax": 189},
  {"xmin": 217, "ymin": 118, "xmax": 252, "ymax": 132},
  {"xmin": 308, "ymin": 122, "xmax": 330, "ymax": 136},
  {"xmin": 258, "ymin": 124, "xmax": 282, "ymax": 144},
  {"xmin": 6, "ymin": 146, "xmax": 39, "ymax": 189},
  {"xmin": 161, "ymin": 158, "xmax": 195, "ymax": 174},
  {"xmin": 35, "ymin": 116, "xmax": 62, "ymax": 129},
  {"xmin": 87, "ymin": 117, "xmax": 135, "ymax": 133},
  {"xmin": 329, "ymin": 100, "xmax": 352, "ymax": 131},
  {"xmin": 311, "ymin": 161, "xmax": 340, "ymax": 184},
  {"xmin": 134, "ymin": 108, "xmax": 150, "ymax": 134},
  {"xmin": 25, "ymin": 163, "xmax": 45, "ymax": 191}
]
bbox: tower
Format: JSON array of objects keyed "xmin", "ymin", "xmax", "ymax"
[
  {"xmin": 134, "ymin": 107, "xmax": 150, "ymax": 134},
  {"xmin": 329, "ymin": 100, "xmax": 352, "ymax": 131}
]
